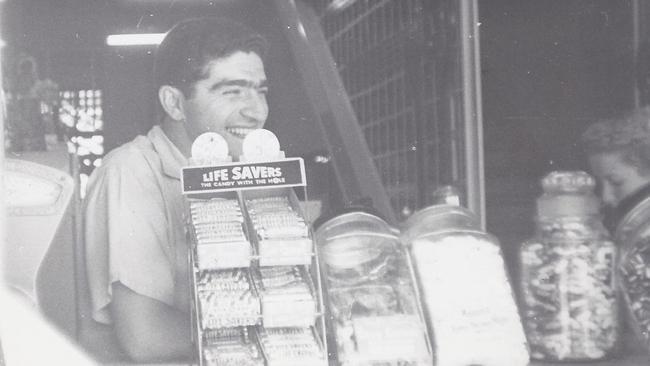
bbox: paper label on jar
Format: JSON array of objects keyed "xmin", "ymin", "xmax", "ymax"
[{"xmin": 411, "ymin": 235, "xmax": 529, "ymax": 366}]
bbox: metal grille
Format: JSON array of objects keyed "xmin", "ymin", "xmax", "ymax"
[{"xmin": 305, "ymin": 0, "xmax": 465, "ymax": 219}]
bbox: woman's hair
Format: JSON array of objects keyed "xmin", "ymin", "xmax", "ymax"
[
  {"xmin": 581, "ymin": 106, "xmax": 650, "ymax": 172},
  {"xmin": 153, "ymin": 16, "xmax": 268, "ymax": 99}
]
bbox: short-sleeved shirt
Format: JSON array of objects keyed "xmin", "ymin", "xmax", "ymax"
[{"xmin": 83, "ymin": 125, "xmax": 190, "ymax": 324}]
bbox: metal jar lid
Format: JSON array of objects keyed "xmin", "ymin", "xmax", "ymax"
[
  {"xmin": 401, "ymin": 204, "xmax": 481, "ymax": 243},
  {"xmin": 536, "ymin": 171, "xmax": 600, "ymax": 218},
  {"xmin": 315, "ymin": 211, "xmax": 398, "ymax": 270},
  {"xmin": 315, "ymin": 210, "xmax": 396, "ymax": 240}
]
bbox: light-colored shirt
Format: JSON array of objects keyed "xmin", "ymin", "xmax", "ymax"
[{"xmin": 83, "ymin": 125, "xmax": 191, "ymax": 324}]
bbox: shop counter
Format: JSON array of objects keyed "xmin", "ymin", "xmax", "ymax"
[
  {"xmin": 529, "ymin": 325, "xmax": 649, "ymax": 366},
  {"xmin": 106, "ymin": 354, "xmax": 650, "ymax": 366},
  {"xmin": 531, "ymin": 354, "xmax": 649, "ymax": 366},
  {"xmin": 102, "ymin": 326, "xmax": 650, "ymax": 366}
]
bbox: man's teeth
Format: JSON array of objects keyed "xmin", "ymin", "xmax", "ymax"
[{"xmin": 226, "ymin": 128, "xmax": 254, "ymax": 138}]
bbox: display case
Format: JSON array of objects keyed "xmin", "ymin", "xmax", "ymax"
[{"xmin": 182, "ymin": 156, "xmax": 328, "ymax": 366}]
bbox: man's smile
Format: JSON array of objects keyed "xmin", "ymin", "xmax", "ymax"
[{"xmin": 225, "ymin": 127, "xmax": 257, "ymax": 139}]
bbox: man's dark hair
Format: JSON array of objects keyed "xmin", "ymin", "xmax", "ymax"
[{"xmin": 153, "ymin": 16, "xmax": 268, "ymax": 101}]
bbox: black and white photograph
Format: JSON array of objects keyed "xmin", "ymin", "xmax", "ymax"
[{"xmin": 1, "ymin": 0, "xmax": 650, "ymax": 365}]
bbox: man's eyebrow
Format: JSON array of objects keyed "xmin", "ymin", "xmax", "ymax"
[{"xmin": 209, "ymin": 79, "xmax": 268, "ymax": 91}]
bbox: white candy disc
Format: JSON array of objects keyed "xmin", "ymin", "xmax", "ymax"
[
  {"xmin": 191, "ymin": 132, "xmax": 229, "ymax": 161},
  {"xmin": 242, "ymin": 129, "xmax": 281, "ymax": 159}
]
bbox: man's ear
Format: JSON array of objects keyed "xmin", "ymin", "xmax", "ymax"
[{"xmin": 158, "ymin": 85, "xmax": 186, "ymax": 121}]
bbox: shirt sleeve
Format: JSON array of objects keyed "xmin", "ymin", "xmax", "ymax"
[{"xmin": 83, "ymin": 148, "xmax": 175, "ymax": 324}]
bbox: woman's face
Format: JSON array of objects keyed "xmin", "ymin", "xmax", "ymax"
[{"xmin": 588, "ymin": 151, "xmax": 650, "ymax": 207}]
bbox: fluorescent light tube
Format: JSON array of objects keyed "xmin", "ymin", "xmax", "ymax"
[{"xmin": 106, "ymin": 33, "xmax": 165, "ymax": 46}]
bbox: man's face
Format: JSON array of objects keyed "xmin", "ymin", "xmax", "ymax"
[
  {"xmin": 588, "ymin": 151, "xmax": 650, "ymax": 207},
  {"xmin": 183, "ymin": 51, "xmax": 268, "ymax": 159}
]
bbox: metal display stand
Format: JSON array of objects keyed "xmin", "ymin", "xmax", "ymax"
[{"xmin": 181, "ymin": 157, "xmax": 328, "ymax": 366}]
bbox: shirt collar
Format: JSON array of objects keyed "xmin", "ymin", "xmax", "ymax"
[{"xmin": 148, "ymin": 125, "xmax": 188, "ymax": 180}]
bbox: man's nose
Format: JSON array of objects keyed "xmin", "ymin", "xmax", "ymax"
[{"xmin": 240, "ymin": 91, "xmax": 268, "ymax": 122}]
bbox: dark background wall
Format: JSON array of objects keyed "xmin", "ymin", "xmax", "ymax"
[{"xmin": 480, "ymin": 0, "xmax": 636, "ymax": 278}]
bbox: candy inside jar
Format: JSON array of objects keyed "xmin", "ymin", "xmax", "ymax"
[{"xmin": 519, "ymin": 171, "xmax": 619, "ymax": 361}]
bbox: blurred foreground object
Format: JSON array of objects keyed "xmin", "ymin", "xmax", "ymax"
[
  {"xmin": 0, "ymin": 287, "xmax": 93, "ymax": 365},
  {"xmin": 3, "ymin": 158, "xmax": 73, "ymax": 303}
]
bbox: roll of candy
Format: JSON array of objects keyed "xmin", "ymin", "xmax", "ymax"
[
  {"xmin": 203, "ymin": 328, "xmax": 264, "ymax": 366},
  {"xmin": 257, "ymin": 327, "xmax": 325, "ymax": 366},
  {"xmin": 190, "ymin": 198, "xmax": 243, "ymax": 224},
  {"xmin": 197, "ymin": 269, "xmax": 260, "ymax": 329},
  {"xmin": 255, "ymin": 266, "xmax": 317, "ymax": 328},
  {"xmin": 247, "ymin": 197, "xmax": 308, "ymax": 239},
  {"xmin": 190, "ymin": 198, "xmax": 252, "ymax": 269},
  {"xmin": 246, "ymin": 195, "xmax": 313, "ymax": 266}
]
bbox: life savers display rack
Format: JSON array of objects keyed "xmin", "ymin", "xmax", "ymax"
[{"xmin": 181, "ymin": 157, "xmax": 328, "ymax": 366}]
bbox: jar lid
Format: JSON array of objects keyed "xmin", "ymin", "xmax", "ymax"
[
  {"xmin": 537, "ymin": 171, "xmax": 600, "ymax": 218},
  {"xmin": 401, "ymin": 204, "xmax": 480, "ymax": 242},
  {"xmin": 320, "ymin": 235, "xmax": 391, "ymax": 269},
  {"xmin": 315, "ymin": 210, "xmax": 395, "ymax": 240},
  {"xmin": 541, "ymin": 171, "xmax": 595, "ymax": 194},
  {"xmin": 315, "ymin": 211, "xmax": 397, "ymax": 269}
]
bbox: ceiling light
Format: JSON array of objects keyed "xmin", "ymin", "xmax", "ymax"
[{"xmin": 106, "ymin": 33, "xmax": 165, "ymax": 47}]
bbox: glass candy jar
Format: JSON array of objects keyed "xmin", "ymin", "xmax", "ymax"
[
  {"xmin": 402, "ymin": 203, "xmax": 529, "ymax": 366},
  {"xmin": 315, "ymin": 210, "xmax": 432, "ymax": 366},
  {"xmin": 520, "ymin": 171, "xmax": 619, "ymax": 361}
]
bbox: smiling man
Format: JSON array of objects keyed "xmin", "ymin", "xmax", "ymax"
[{"xmin": 83, "ymin": 17, "xmax": 269, "ymax": 362}]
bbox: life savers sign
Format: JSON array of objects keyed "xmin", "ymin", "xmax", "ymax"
[{"xmin": 181, "ymin": 158, "xmax": 306, "ymax": 194}]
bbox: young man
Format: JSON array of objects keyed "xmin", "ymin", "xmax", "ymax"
[{"xmin": 83, "ymin": 17, "xmax": 269, "ymax": 362}]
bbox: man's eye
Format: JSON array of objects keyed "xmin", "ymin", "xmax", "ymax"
[
  {"xmin": 222, "ymin": 87, "xmax": 244, "ymax": 95},
  {"xmin": 258, "ymin": 87, "xmax": 269, "ymax": 95}
]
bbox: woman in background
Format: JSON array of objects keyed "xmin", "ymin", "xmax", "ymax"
[
  {"xmin": 581, "ymin": 106, "xmax": 650, "ymax": 232},
  {"xmin": 581, "ymin": 105, "xmax": 650, "ymax": 350}
]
